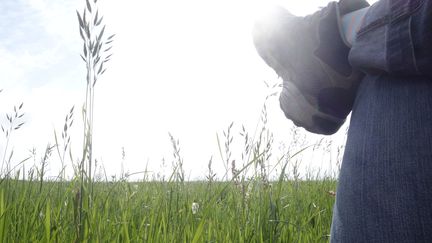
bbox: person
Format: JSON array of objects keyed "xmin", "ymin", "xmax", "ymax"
[{"xmin": 252, "ymin": 0, "xmax": 432, "ymax": 242}]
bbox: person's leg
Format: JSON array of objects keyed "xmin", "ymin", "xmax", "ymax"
[
  {"xmin": 332, "ymin": 74, "xmax": 432, "ymax": 243},
  {"xmin": 332, "ymin": 0, "xmax": 432, "ymax": 241}
]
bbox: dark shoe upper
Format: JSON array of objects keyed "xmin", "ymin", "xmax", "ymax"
[{"xmin": 252, "ymin": 0, "xmax": 369, "ymax": 135}]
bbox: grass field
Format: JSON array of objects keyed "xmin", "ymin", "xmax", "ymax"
[
  {"xmin": 0, "ymin": 178, "xmax": 337, "ymax": 242},
  {"xmin": 0, "ymin": 0, "xmax": 342, "ymax": 242}
]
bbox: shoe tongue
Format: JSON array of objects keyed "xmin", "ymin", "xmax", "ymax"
[
  {"xmin": 338, "ymin": 0, "xmax": 370, "ymax": 15},
  {"xmin": 340, "ymin": 7, "xmax": 369, "ymax": 46}
]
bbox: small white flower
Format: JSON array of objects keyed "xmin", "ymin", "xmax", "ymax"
[
  {"xmin": 245, "ymin": 191, "xmax": 250, "ymax": 201},
  {"xmin": 245, "ymin": 183, "xmax": 253, "ymax": 200},
  {"xmin": 191, "ymin": 202, "xmax": 199, "ymax": 215},
  {"xmin": 133, "ymin": 184, "xmax": 139, "ymax": 190},
  {"xmin": 129, "ymin": 191, "xmax": 137, "ymax": 199}
]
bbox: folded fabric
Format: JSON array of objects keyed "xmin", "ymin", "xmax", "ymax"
[
  {"xmin": 349, "ymin": 0, "xmax": 432, "ymax": 77},
  {"xmin": 252, "ymin": 0, "xmax": 369, "ymax": 135}
]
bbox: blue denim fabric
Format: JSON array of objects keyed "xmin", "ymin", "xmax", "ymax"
[
  {"xmin": 349, "ymin": 0, "xmax": 432, "ymax": 76},
  {"xmin": 331, "ymin": 75, "xmax": 432, "ymax": 243},
  {"xmin": 331, "ymin": 0, "xmax": 432, "ymax": 242}
]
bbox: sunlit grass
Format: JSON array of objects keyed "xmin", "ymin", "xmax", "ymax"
[{"xmin": 0, "ymin": 177, "xmax": 336, "ymax": 242}]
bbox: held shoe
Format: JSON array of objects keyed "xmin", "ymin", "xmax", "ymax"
[{"xmin": 252, "ymin": 0, "xmax": 369, "ymax": 135}]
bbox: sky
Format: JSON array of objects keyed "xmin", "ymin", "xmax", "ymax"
[{"xmin": 0, "ymin": 0, "xmax": 377, "ymax": 180}]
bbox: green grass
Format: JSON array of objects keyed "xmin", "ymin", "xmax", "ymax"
[{"xmin": 0, "ymin": 178, "xmax": 337, "ymax": 242}]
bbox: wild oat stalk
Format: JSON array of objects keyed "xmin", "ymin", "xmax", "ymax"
[
  {"xmin": 0, "ymin": 102, "xmax": 25, "ymax": 177},
  {"xmin": 168, "ymin": 133, "xmax": 185, "ymax": 183},
  {"xmin": 77, "ymin": 0, "xmax": 114, "ymax": 185},
  {"xmin": 76, "ymin": 0, "xmax": 115, "ymax": 240},
  {"xmin": 221, "ymin": 122, "xmax": 234, "ymax": 180},
  {"xmin": 54, "ymin": 105, "xmax": 74, "ymax": 181},
  {"xmin": 205, "ymin": 156, "xmax": 216, "ymax": 183}
]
